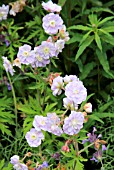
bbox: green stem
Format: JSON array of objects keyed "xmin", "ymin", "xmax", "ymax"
[
  {"xmin": 78, "ymin": 142, "xmax": 94, "ymax": 154},
  {"xmin": 7, "ymin": 72, "xmax": 17, "ymax": 153},
  {"xmin": 73, "ymin": 140, "xmax": 79, "ymax": 170}
]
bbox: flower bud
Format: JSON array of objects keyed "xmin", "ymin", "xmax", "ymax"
[{"xmin": 84, "ymin": 103, "xmax": 92, "ymax": 113}]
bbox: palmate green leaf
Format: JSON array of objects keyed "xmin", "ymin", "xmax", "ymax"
[
  {"xmin": 0, "ymin": 123, "xmax": 12, "ymax": 136},
  {"xmin": 68, "ymin": 25, "xmax": 91, "ymax": 31},
  {"xmin": 98, "ymin": 16, "xmax": 114, "ymax": 27},
  {"xmin": 75, "ymin": 36, "xmax": 94, "ymax": 60},
  {"xmin": 96, "ymin": 49, "xmax": 114, "ymax": 78},
  {"xmin": 79, "ymin": 62, "xmax": 96, "ymax": 80},
  {"xmin": 23, "ymin": 117, "xmax": 33, "ymax": 135},
  {"xmin": 75, "ymin": 159, "xmax": 84, "ymax": 170},
  {"xmin": 95, "ymin": 32, "xmax": 102, "ymax": 51}
]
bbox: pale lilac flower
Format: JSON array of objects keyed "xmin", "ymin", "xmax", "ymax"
[
  {"xmin": 10, "ymin": 155, "xmax": 19, "ymax": 165},
  {"xmin": 65, "ymin": 80, "xmax": 87, "ymax": 104},
  {"xmin": 0, "ymin": 4, "xmax": 9, "ymax": 21},
  {"xmin": 55, "ymin": 39, "xmax": 65, "ymax": 56},
  {"xmin": 63, "ymin": 111, "xmax": 84, "ymax": 135},
  {"xmin": 39, "ymin": 41, "xmax": 57, "ymax": 58},
  {"xmin": 84, "ymin": 103, "xmax": 92, "ymax": 113},
  {"xmin": 31, "ymin": 46, "xmax": 50, "ymax": 68},
  {"xmin": 64, "ymin": 75, "xmax": 79, "ymax": 84},
  {"xmin": 2, "ymin": 56, "xmax": 15, "ymax": 76},
  {"xmin": 51, "ymin": 76, "xmax": 64, "ymax": 96},
  {"xmin": 59, "ymin": 25, "xmax": 70, "ymax": 42},
  {"xmin": 42, "ymin": 0, "xmax": 62, "ymax": 13},
  {"xmin": 17, "ymin": 44, "xmax": 35, "ymax": 65},
  {"xmin": 46, "ymin": 112, "xmax": 63, "ymax": 136},
  {"xmin": 102, "ymin": 145, "xmax": 107, "ymax": 151},
  {"xmin": 42, "ymin": 13, "xmax": 63, "ymax": 35},
  {"xmin": 33, "ymin": 115, "xmax": 47, "ymax": 131},
  {"xmin": 13, "ymin": 163, "xmax": 28, "ymax": 170},
  {"xmin": 63, "ymin": 97, "xmax": 78, "ymax": 111},
  {"xmin": 25, "ymin": 128, "xmax": 44, "ymax": 147}
]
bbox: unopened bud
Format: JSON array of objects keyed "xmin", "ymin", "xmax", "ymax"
[{"xmin": 84, "ymin": 103, "xmax": 92, "ymax": 113}]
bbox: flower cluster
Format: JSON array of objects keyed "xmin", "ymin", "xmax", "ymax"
[
  {"xmin": 51, "ymin": 75, "xmax": 87, "ymax": 110},
  {"xmin": 10, "ymin": 155, "xmax": 28, "ymax": 170},
  {"xmin": 25, "ymin": 110, "xmax": 85, "ymax": 147},
  {"xmin": 0, "ymin": 4, "xmax": 9, "ymax": 21},
  {"xmin": 82, "ymin": 127, "xmax": 107, "ymax": 162},
  {"xmin": 2, "ymin": 1, "xmax": 70, "ymax": 75}
]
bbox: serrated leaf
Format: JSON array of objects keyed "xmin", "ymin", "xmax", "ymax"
[
  {"xmin": 93, "ymin": 112, "xmax": 114, "ymax": 118},
  {"xmin": 68, "ymin": 25, "xmax": 91, "ymax": 31},
  {"xmin": 98, "ymin": 100, "xmax": 114, "ymax": 112},
  {"xmin": 98, "ymin": 16, "xmax": 114, "ymax": 26},
  {"xmin": 80, "ymin": 30, "xmax": 92, "ymax": 46},
  {"xmin": 95, "ymin": 32, "xmax": 102, "ymax": 51},
  {"xmin": 79, "ymin": 62, "xmax": 96, "ymax": 80},
  {"xmin": 75, "ymin": 36, "xmax": 94, "ymax": 60},
  {"xmin": 96, "ymin": 49, "xmax": 114, "ymax": 78},
  {"xmin": 102, "ymin": 26, "xmax": 114, "ymax": 32},
  {"xmin": 90, "ymin": 115, "xmax": 104, "ymax": 124},
  {"xmin": 101, "ymin": 34, "xmax": 114, "ymax": 46},
  {"xmin": 75, "ymin": 160, "xmax": 84, "ymax": 170}
]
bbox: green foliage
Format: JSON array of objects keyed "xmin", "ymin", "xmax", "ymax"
[
  {"xmin": 0, "ymin": 97, "xmax": 14, "ymax": 136},
  {"xmin": 0, "ymin": 159, "xmax": 13, "ymax": 170}
]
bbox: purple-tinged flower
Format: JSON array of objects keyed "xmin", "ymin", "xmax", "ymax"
[
  {"xmin": 39, "ymin": 41, "xmax": 57, "ymax": 58},
  {"xmin": 102, "ymin": 145, "xmax": 107, "ymax": 151},
  {"xmin": 2, "ymin": 56, "xmax": 15, "ymax": 76},
  {"xmin": 52, "ymin": 152, "xmax": 60, "ymax": 160},
  {"xmin": 65, "ymin": 80, "xmax": 87, "ymax": 104},
  {"xmin": 51, "ymin": 76, "xmax": 64, "ymax": 96},
  {"xmin": 35, "ymin": 161, "xmax": 48, "ymax": 170},
  {"xmin": 0, "ymin": 4, "xmax": 9, "ymax": 21},
  {"xmin": 5, "ymin": 39, "xmax": 10, "ymax": 46},
  {"xmin": 42, "ymin": 13, "xmax": 63, "ymax": 35},
  {"xmin": 46, "ymin": 112, "xmax": 63, "ymax": 136},
  {"xmin": 10, "ymin": 155, "xmax": 19, "ymax": 165},
  {"xmin": 13, "ymin": 163, "xmax": 28, "ymax": 170},
  {"xmin": 25, "ymin": 128, "xmax": 44, "ymax": 147},
  {"xmin": 42, "ymin": 0, "xmax": 62, "ymax": 13},
  {"xmin": 33, "ymin": 115, "xmax": 47, "ymax": 131},
  {"xmin": 90, "ymin": 150, "xmax": 102, "ymax": 162},
  {"xmin": 63, "ymin": 97, "xmax": 78, "ymax": 111},
  {"xmin": 64, "ymin": 75, "xmax": 79, "ymax": 84},
  {"xmin": 7, "ymin": 83, "xmax": 12, "ymax": 90},
  {"xmin": 55, "ymin": 39, "xmax": 65, "ymax": 56},
  {"xmin": 31, "ymin": 46, "xmax": 50, "ymax": 68},
  {"xmin": 63, "ymin": 111, "xmax": 84, "ymax": 135},
  {"xmin": 17, "ymin": 44, "xmax": 35, "ymax": 65}
]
